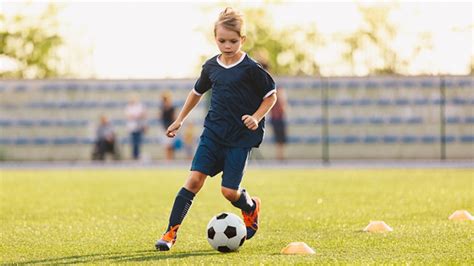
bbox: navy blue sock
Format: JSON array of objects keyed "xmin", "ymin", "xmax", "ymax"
[
  {"xmin": 231, "ymin": 189, "xmax": 255, "ymax": 213},
  {"xmin": 166, "ymin": 187, "xmax": 195, "ymax": 231}
]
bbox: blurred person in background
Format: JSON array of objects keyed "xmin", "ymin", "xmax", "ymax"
[
  {"xmin": 125, "ymin": 94, "xmax": 147, "ymax": 160},
  {"xmin": 270, "ymin": 88, "xmax": 288, "ymax": 160},
  {"xmin": 269, "ymin": 80, "xmax": 288, "ymax": 160},
  {"xmin": 261, "ymin": 62, "xmax": 288, "ymax": 161},
  {"xmin": 183, "ymin": 123, "xmax": 196, "ymax": 160},
  {"xmin": 92, "ymin": 115, "xmax": 119, "ymax": 160},
  {"xmin": 160, "ymin": 91, "xmax": 179, "ymax": 160}
]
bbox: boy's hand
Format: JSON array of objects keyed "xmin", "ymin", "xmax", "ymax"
[
  {"xmin": 242, "ymin": 115, "xmax": 259, "ymax": 131},
  {"xmin": 166, "ymin": 121, "xmax": 182, "ymax": 138}
]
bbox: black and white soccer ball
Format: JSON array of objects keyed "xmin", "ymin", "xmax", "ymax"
[{"xmin": 206, "ymin": 212, "xmax": 246, "ymax": 252}]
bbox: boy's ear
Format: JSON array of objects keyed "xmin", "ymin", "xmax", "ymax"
[{"xmin": 241, "ymin": 36, "xmax": 246, "ymax": 44}]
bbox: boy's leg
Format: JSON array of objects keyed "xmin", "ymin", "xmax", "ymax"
[
  {"xmin": 225, "ymin": 188, "xmax": 260, "ymax": 240},
  {"xmin": 221, "ymin": 147, "xmax": 261, "ymax": 240},
  {"xmin": 156, "ymin": 135, "xmax": 223, "ymax": 251},
  {"xmin": 155, "ymin": 171, "xmax": 207, "ymax": 251},
  {"xmin": 223, "ymin": 187, "xmax": 254, "ymax": 213}
]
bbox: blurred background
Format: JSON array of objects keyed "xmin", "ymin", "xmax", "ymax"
[{"xmin": 0, "ymin": 0, "xmax": 472, "ymax": 162}]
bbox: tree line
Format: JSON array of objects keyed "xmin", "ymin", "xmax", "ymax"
[{"xmin": 1, "ymin": 3, "xmax": 472, "ymax": 79}]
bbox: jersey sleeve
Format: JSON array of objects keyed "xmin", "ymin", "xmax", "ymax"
[
  {"xmin": 193, "ymin": 65, "xmax": 212, "ymax": 96},
  {"xmin": 252, "ymin": 63, "xmax": 276, "ymax": 99}
]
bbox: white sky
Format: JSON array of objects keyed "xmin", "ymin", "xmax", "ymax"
[{"xmin": 1, "ymin": 0, "xmax": 473, "ymax": 78}]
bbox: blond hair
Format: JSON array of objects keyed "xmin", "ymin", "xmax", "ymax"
[{"xmin": 214, "ymin": 7, "xmax": 245, "ymax": 37}]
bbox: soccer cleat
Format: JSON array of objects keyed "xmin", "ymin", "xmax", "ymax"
[
  {"xmin": 155, "ymin": 224, "xmax": 179, "ymax": 251},
  {"xmin": 242, "ymin": 197, "xmax": 260, "ymax": 240}
]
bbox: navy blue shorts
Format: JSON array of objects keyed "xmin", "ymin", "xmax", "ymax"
[{"xmin": 191, "ymin": 136, "xmax": 252, "ymax": 190}]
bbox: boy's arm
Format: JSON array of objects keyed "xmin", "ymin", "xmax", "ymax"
[
  {"xmin": 242, "ymin": 92, "xmax": 277, "ymax": 131},
  {"xmin": 166, "ymin": 91, "xmax": 202, "ymax": 138}
]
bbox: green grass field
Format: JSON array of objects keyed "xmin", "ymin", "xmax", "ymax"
[{"xmin": 1, "ymin": 168, "xmax": 473, "ymax": 264}]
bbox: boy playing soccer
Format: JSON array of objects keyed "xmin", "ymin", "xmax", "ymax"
[{"xmin": 155, "ymin": 7, "xmax": 277, "ymax": 251}]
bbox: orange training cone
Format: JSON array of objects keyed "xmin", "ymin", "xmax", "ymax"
[
  {"xmin": 363, "ymin": 221, "xmax": 393, "ymax": 233},
  {"xmin": 448, "ymin": 210, "xmax": 474, "ymax": 221},
  {"xmin": 281, "ymin": 242, "xmax": 316, "ymax": 255}
]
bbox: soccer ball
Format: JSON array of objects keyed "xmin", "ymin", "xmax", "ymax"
[{"xmin": 206, "ymin": 212, "xmax": 246, "ymax": 252}]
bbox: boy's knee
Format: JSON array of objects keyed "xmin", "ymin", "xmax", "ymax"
[
  {"xmin": 186, "ymin": 177, "xmax": 203, "ymax": 191},
  {"xmin": 221, "ymin": 187, "xmax": 239, "ymax": 202},
  {"xmin": 184, "ymin": 171, "xmax": 207, "ymax": 193}
]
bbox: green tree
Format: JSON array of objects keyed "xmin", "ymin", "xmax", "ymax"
[
  {"xmin": 242, "ymin": 7, "xmax": 322, "ymax": 76},
  {"xmin": 470, "ymin": 55, "xmax": 474, "ymax": 75},
  {"xmin": 342, "ymin": 4, "xmax": 432, "ymax": 75},
  {"xmin": 0, "ymin": 4, "xmax": 64, "ymax": 79},
  {"xmin": 342, "ymin": 4, "xmax": 399, "ymax": 75}
]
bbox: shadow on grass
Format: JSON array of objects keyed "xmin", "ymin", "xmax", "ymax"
[{"xmin": 11, "ymin": 249, "xmax": 217, "ymax": 264}]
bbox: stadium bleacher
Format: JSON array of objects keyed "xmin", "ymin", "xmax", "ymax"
[{"xmin": 0, "ymin": 76, "xmax": 472, "ymax": 161}]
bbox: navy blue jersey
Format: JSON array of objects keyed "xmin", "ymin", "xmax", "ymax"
[{"xmin": 193, "ymin": 53, "xmax": 276, "ymax": 148}]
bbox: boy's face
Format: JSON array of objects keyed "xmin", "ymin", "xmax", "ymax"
[{"xmin": 215, "ymin": 25, "xmax": 246, "ymax": 59}]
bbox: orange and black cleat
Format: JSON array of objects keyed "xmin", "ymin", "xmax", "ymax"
[
  {"xmin": 155, "ymin": 224, "xmax": 179, "ymax": 251},
  {"xmin": 242, "ymin": 197, "xmax": 260, "ymax": 239}
]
